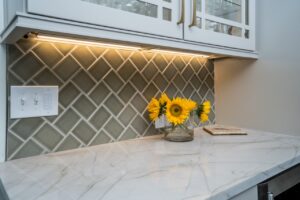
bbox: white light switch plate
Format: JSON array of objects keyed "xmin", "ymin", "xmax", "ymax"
[{"xmin": 10, "ymin": 86, "xmax": 59, "ymax": 119}]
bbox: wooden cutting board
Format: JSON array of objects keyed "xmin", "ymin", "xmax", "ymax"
[{"xmin": 203, "ymin": 124, "xmax": 247, "ymax": 135}]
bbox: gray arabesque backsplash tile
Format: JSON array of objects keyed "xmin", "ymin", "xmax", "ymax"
[{"xmin": 6, "ymin": 39, "xmax": 215, "ymax": 160}]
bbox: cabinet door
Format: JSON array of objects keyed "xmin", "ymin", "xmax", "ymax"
[
  {"xmin": 184, "ymin": 0, "xmax": 255, "ymax": 50},
  {"xmin": 27, "ymin": 0, "xmax": 183, "ymax": 39}
]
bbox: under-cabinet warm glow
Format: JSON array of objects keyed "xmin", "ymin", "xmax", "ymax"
[
  {"xmin": 34, "ymin": 33, "xmax": 210, "ymax": 58},
  {"xmin": 150, "ymin": 49, "xmax": 209, "ymax": 58},
  {"xmin": 35, "ymin": 34, "xmax": 142, "ymax": 51}
]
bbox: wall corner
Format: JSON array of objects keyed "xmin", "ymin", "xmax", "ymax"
[{"xmin": 0, "ymin": 0, "xmax": 7, "ymax": 163}]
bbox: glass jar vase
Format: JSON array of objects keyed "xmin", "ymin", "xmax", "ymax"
[{"xmin": 162, "ymin": 126, "xmax": 194, "ymax": 142}]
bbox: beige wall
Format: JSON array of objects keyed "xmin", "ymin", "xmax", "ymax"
[{"xmin": 215, "ymin": 0, "xmax": 300, "ymax": 135}]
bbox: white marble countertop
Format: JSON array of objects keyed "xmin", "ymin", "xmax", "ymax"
[{"xmin": 1, "ymin": 128, "xmax": 300, "ymax": 200}]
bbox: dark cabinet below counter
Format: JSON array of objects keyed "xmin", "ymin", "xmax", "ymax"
[
  {"xmin": 232, "ymin": 164, "xmax": 300, "ymax": 200},
  {"xmin": 276, "ymin": 183, "xmax": 300, "ymax": 200},
  {"xmin": 258, "ymin": 164, "xmax": 300, "ymax": 200}
]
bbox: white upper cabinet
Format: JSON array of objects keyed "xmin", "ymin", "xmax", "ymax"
[
  {"xmin": 184, "ymin": 0, "xmax": 255, "ymax": 50},
  {"xmin": 27, "ymin": 0, "xmax": 183, "ymax": 39},
  {"xmin": 3, "ymin": 0, "xmax": 257, "ymax": 57}
]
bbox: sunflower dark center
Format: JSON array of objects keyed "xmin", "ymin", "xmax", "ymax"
[{"xmin": 170, "ymin": 104, "xmax": 182, "ymax": 117}]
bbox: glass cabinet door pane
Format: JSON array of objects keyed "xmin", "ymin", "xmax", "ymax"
[
  {"xmin": 185, "ymin": 0, "xmax": 254, "ymax": 50},
  {"xmin": 82, "ymin": 0, "xmax": 158, "ymax": 18},
  {"xmin": 245, "ymin": 0, "xmax": 249, "ymax": 25},
  {"xmin": 205, "ymin": 20, "xmax": 242, "ymax": 37},
  {"xmin": 196, "ymin": 17, "xmax": 202, "ymax": 28},
  {"xmin": 196, "ymin": 0, "xmax": 202, "ymax": 12},
  {"xmin": 192, "ymin": 0, "xmax": 202, "ymax": 29},
  {"xmin": 245, "ymin": 29, "xmax": 250, "ymax": 39},
  {"xmin": 206, "ymin": 0, "xmax": 242, "ymax": 22},
  {"xmin": 163, "ymin": 7, "xmax": 172, "ymax": 21}
]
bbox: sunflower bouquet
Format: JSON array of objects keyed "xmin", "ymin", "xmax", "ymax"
[{"xmin": 147, "ymin": 93, "xmax": 211, "ymax": 141}]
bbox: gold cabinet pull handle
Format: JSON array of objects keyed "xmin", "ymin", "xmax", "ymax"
[
  {"xmin": 189, "ymin": 0, "xmax": 197, "ymax": 27},
  {"xmin": 177, "ymin": 0, "xmax": 185, "ymax": 25}
]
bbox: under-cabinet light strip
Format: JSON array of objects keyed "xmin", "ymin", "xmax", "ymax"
[
  {"xmin": 150, "ymin": 49, "xmax": 209, "ymax": 58},
  {"xmin": 34, "ymin": 34, "xmax": 210, "ymax": 58},
  {"xmin": 36, "ymin": 34, "xmax": 142, "ymax": 51}
]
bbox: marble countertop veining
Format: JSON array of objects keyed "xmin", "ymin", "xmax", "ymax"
[{"xmin": 1, "ymin": 128, "xmax": 300, "ymax": 200}]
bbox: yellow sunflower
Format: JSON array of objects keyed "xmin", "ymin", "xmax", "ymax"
[
  {"xmin": 159, "ymin": 93, "xmax": 170, "ymax": 105},
  {"xmin": 202, "ymin": 101, "xmax": 211, "ymax": 114},
  {"xmin": 183, "ymin": 99, "xmax": 197, "ymax": 111},
  {"xmin": 147, "ymin": 98, "xmax": 160, "ymax": 121},
  {"xmin": 166, "ymin": 97, "xmax": 190, "ymax": 125},
  {"xmin": 200, "ymin": 113, "xmax": 209, "ymax": 123},
  {"xmin": 203, "ymin": 101, "xmax": 211, "ymax": 108}
]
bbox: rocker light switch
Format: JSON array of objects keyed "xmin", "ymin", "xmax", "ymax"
[{"xmin": 10, "ymin": 86, "xmax": 59, "ymax": 119}]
